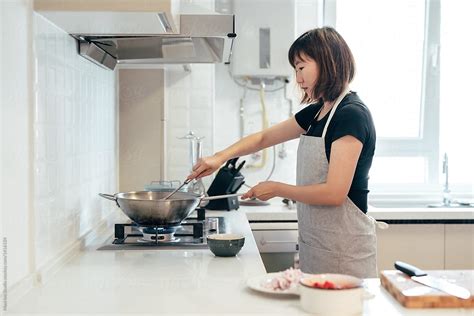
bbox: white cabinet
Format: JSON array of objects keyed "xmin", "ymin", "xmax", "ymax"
[
  {"xmin": 34, "ymin": 0, "xmax": 181, "ymax": 34},
  {"xmin": 376, "ymin": 223, "xmax": 474, "ymax": 273},
  {"xmin": 250, "ymin": 222, "xmax": 298, "ymax": 272},
  {"xmin": 445, "ymin": 224, "xmax": 474, "ymax": 269},
  {"xmin": 376, "ymin": 224, "xmax": 445, "ymax": 273},
  {"xmin": 252, "ymin": 229, "xmax": 298, "ymax": 253}
]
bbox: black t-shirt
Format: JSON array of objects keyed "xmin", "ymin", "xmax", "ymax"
[{"xmin": 294, "ymin": 92, "xmax": 376, "ymax": 213}]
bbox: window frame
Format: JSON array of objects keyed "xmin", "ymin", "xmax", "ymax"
[{"xmin": 325, "ymin": 0, "xmax": 443, "ymax": 194}]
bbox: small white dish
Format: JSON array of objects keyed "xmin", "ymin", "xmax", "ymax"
[{"xmin": 246, "ymin": 272, "xmax": 300, "ymax": 296}]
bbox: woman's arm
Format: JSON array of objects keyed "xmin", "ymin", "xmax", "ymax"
[
  {"xmin": 242, "ymin": 135, "xmax": 362, "ymax": 205},
  {"xmin": 188, "ymin": 116, "xmax": 305, "ymax": 180}
]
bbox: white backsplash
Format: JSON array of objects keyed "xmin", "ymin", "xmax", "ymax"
[
  {"xmin": 1, "ymin": 0, "xmax": 32, "ymax": 291},
  {"xmin": 163, "ymin": 0, "xmax": 216, "ymax": 189},
  {"xmin": 165, "ymin": 65, "xmax": 215, "ymax": 188},
  {"xmin": 33, "ymin": 14, "xmax": 117, "ymax": 268}
]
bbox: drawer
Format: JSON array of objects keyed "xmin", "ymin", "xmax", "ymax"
[{"xmin": 252, "ymin": 230, "xmax": 298, "ymax": 253}]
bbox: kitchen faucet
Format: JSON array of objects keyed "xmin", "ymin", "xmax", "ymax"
[
  {"xmin": 441, "ymin": 153, "xmax": 452, "ymax": 206},
  {"xmin": 428, "ymin": 152, "xmax": 474, "ymax": 208}
]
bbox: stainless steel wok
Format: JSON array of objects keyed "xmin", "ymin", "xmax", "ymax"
[{"xmin": 99, "ymin": 191, "xmax": 242, "ymax": 227}]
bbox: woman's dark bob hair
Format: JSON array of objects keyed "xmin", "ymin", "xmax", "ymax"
[{"xmin": 288, "ymin": 27, "xmax": 355, "ymax": 104}]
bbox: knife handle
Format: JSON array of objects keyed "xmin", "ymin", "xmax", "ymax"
[
  {"xmin": 394, "ymin": 261, "xmax": 427, "ymax": 277},
  {"xmin": 227, "ymin": 157, "xmax": 239, "ymax": 170},
  {"xmin": 234, "ymin": 160, "xmax": 246, "ymax": 174}
]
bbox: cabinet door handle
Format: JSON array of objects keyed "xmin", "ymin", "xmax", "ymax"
[{"xmin": 260, "ymin": 239, "xmax": 297, "ymax": 245}]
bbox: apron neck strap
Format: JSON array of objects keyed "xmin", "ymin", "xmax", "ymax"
[{"xmin": 322, "ymin": 87, "xmax": 350, "ymax": 138}]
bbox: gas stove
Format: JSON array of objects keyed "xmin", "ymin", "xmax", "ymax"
[{"xmin": 98, "ymin": 208, "xmax": 227, "ymax": 250}]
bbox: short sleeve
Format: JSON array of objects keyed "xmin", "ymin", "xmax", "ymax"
[
  {"xmin": 329, "ymin": 104, "xmax": 369, "ymax": 145},
  {"xmin": 295, "ymin": 103, "xmax": 322, "ymax": 131}
]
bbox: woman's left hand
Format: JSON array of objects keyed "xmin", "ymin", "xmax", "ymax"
[{"xmin": 241, "ymin": 181, "xmax": 283, "ymax": 201}]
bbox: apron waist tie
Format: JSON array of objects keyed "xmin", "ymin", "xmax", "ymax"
[{"xmin": 367, "ymin": 215, "xmax": 389, "ymax": 229}]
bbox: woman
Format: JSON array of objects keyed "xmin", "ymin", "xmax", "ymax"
[{"xmin": 188, "ymin": 27, "xmax": 378, "ymax": 278}]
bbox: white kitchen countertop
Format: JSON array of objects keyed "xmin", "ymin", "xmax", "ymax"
[
  {"xmin": 243, "ymin": 199, "xmax": 474, "ymax": 222},
  {"xmin": 6, "ymin": 210, "xmax": 472, "ymax": 315}
]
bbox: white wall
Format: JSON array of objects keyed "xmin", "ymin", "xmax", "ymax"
[
  {"xmin": 165, "ymin": 65, "xmax": 215, "ymax": 188},
  {"xmin": 33, "ymin": 13, "xmax": 117, "ymax": 270},
  {"xmin": 0, "ymin": 0, "xmax": 118, "ymax": 302},
  {"xmin": 164, "ymin": 0, "xmax": 217, "ymax": 187},
  {"xmin": 214, "ymin": 0, "xmax": 319, "ymax": 191},
  {"xmin": 214, "ymin": 64, "xmax": 301, "ymax": 189},
  {"xmin": 1, "ymin": 0, "xmax": 32, "ymax": 294},
  {"xmin": 162, "ymin": 0, "xmax": 320, "ymax": 193}
]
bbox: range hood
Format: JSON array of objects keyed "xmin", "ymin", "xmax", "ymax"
[
  {"xmin": 69, "ymin": 14, "xmax": 236, "ymax": 70},
  {"xmin": 72, "ymin": 14, "xmax": 235, "ymax": 70},
  {"xmin": 35, "ymin": 4, "xmax": 235, "ymax": 70}
]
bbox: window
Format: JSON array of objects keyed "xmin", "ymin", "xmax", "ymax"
[
  {"xmin": 327, "ymin": 0, "xmax": 473, "ymax": 194},
  {"xmin": 439, "ymin": 0, "xmax": 474, "ymax": 190}
]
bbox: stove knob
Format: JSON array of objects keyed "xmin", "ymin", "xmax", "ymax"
[{"xmin": 207, "ymin": 218, "xmax": 218, "ymax": 232}]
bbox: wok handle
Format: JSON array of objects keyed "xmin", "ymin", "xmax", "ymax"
[
  {"xmin": 99, "ymin": 193, "xmax": 116, "ymax": 201},
  {"xmin": 99, "ymin": 193, "xmax": 120, "ymax": 208},
  {"xmin": 202, "ymin": 193, "xmax": 244, "ymax": 201}
]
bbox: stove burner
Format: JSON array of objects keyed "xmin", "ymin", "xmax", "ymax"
[
  {"xmin": 103, "ymin": 207, "xmax": 227, "ymax": 249},
  {"xmin": 141, "ymin": 226, "xmax": 177, "ymax": 235},
  {"xmin": 138, "ymin": 226, "xmax": 180, "ymax": 243}
]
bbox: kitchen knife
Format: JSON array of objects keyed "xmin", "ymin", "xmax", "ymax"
[
  {"xmin": 234, "ymin": 160, "xmax": 246, "ymax": 174},
  {"xmin": 394, "ymin": 261, "xmax": 471, "ymax": 299},
  {"xmin": 226, "ymin": 157, "xmax": 239, "ymax": 170}
]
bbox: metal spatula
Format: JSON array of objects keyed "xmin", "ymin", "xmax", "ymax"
[{"xmin": 161, "ymin": 179, "xmax": 192, "ymax": 200}]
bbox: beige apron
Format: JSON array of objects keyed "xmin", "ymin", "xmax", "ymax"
[{"xmin": 296, "ymin": 90, "xmax": 385, "ymax": 278}]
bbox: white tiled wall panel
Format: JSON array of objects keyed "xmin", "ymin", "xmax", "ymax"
[
  {"xmin": 33, "ymin": 14, "xmax": 117, "ymax": 268},
  {"xmin": 1, "ymin": 0, "xmax": 31, "ymax": 289},
  {"xmin": 213, "ymin": 0, "xmax": 316, "ymax": 191},
  {"xmin": 165, "ymin": 65, "xmax": 215, "ymax": 187},
  {"xmin": 214, "ymin": 63, "xmax": 301, "ymax": 191}
]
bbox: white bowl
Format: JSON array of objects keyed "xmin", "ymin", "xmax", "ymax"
[{"xmin": 299, "ymin": 274, "xmax": 364, "ymax": 315}]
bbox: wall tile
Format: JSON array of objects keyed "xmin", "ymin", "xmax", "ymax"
[
  {"xmin": 33, "ymin": 14, "xmax": 117, "ymax": 268},
  {"xmin": 166, "ymin": 87, "xmax": 190, "ymax": 110},
  {"xmin": 165, "ymin": 65, "xmax": 215, "ymax": 182}
]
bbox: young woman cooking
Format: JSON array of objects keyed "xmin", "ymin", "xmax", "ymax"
[{"xmin": 188, "ymin": 27, "xmax": 380, "ymax": 278}]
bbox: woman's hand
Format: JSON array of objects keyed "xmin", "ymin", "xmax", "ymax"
[
  {"xmin": 241, "ymin": 181, "xmax": 283, "ymax": 201},
  {"xmin": 187, "ymin": 154, "xmax": 226, "ymax": 180}
]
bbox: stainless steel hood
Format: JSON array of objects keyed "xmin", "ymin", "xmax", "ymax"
[{"xmin": 71, "ymin": 14, "xmax": 235, "ymax": 70}]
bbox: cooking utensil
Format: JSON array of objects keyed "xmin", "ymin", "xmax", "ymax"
[
  {"xmin": 394, "ymin": 261, "xmax": 471, "ymax": 299},
  {"xmin": 161, "ymin": 179, "xmax": 191, "ymax": 200},
  {"xmin": 99, "ymin": 191, "xmax": 243, "ymax": 227}
]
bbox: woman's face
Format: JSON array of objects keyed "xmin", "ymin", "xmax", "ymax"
[{"xmin": 294, "ymin": 54, "xmax": 319, "ymax": 98}]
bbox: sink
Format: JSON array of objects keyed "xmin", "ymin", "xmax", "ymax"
[
  {"xmin": 369, "ymin": 201, "xmax": 474, "ymax": 208},
  {"xmin": 426, "ymin": 202, "xmax": 474, "ymax": 208}
]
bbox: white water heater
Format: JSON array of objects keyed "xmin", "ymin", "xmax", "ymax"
[{"xmin": 231, "ymin": 0, "xmax": 295, "ymax": 78}]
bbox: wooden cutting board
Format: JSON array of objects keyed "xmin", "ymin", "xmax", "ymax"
[{"xmin": 380, "ymin": 270, "xmax": 474, "ymax": 308}]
